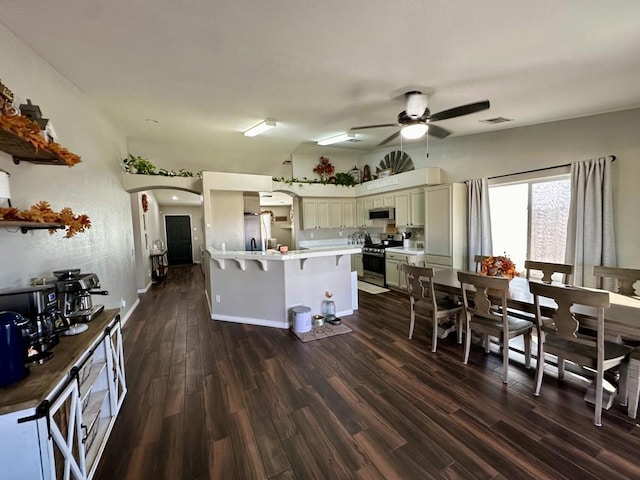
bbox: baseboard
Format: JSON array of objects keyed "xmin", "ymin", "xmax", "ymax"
[
  {"xmin": 120, "ymin": 297, "xmax": 140, "ymax": 327},
  {"xmin": 137, "ymin": 281, "xmax": 152, "ymax": 294},
  {"xmin": 211, "ymin": 313, "xmax": 289, "ymax": 329}
]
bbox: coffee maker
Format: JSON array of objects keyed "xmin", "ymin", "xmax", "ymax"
[
  {"xmin": 0, "ymin": 285, "xmax": 60, "ymax": 363},
  {"xmin": 50, "ymin": 269, "xmax": 108, "ymax": 328}
]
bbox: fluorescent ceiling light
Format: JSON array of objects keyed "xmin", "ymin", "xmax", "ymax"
[
  {"xmin": 244, "ymin": 119, "xmax": 277, "ymax": 137},
  {"xmin": 401, "ymin": 123, "xmax": 428, "ymax": 139},
  {"xmin": 317, "ymin": 133, "xmax": 355, "ymax": 146}
]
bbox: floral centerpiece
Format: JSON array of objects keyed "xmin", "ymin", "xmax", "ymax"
[
  {"xmin": 481, "ymin": 255, "xmax": 518, "ymax": 279},
  {"xmin": 313, "ymin": 156, "xmax": 335, "ymax": 181}
]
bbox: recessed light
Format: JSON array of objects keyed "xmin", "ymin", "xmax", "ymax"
[
  {"xmin": 145, "ymin": 118, "xmax": 159, "ymax": 123},
  {"xmin": 172, "ymin": 195, "xmax": 178, "ymax": 200}
]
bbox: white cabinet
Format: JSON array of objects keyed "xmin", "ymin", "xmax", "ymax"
[
  {"xmin": 425, "ymin": 183, "xmax": 467, "ymax": 270},
  {"xmin": 351, "ymin": 252, "xmax": 363, "ymax": 278},
  {"xmin": 356, "ymin": 197, "xmax": 374, "ymax": 227},
  {"xmin": 385, "ymin": 251, "xmax": 425, "ymax": 290},
  {"xmin": 330, "ymin": 199, "xmax": 356, "ymax": 228},
  {"xmin": 302, "ymin": 198, "xmax": 330, "ymax": 229},
  {"xmin": 0, "ymin": 311, "xmax": 126, "ymax": 480},
  {"xmin": 394, "ymin": 188, "xmax": 425, "ymax": 227}
]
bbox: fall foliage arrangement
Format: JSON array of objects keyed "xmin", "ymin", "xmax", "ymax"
[
  {"xmin": 0, "ymin": 201, "xmax": 91, "ymax": 238},
  {"xmin": 0, "ymin": 114, "xmax": 81, "ymax": 167},
  {"xmin": 481, "ymin": 255, "xmax": 518, "ymax": 279}
]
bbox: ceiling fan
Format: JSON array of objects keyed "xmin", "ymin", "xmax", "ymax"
[{"xmin": 350, "ymin": 91, "xmax": 490, "ymax": 146}]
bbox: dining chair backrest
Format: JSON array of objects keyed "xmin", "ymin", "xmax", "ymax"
[
  {"xmin": 457, "ymin": 271, "xmax": 509, "ymax": 322},
  {"xmin": 525, "ymin": 260, "xmax": 573, "ymax": 284},
  {"xmin": 404, "ymin": 264, "xmax": 436, "ymax": 309},
  {"xmin": 593, "ymin": 265, "xmax": 640, "ymax": 296},
  {"xmin": 529, "ymin": 281, "xmax": 609, "ymax": 340},
  {"xmin": 474, "ymin": 255, "xmax": 491, "ymax": 273}
]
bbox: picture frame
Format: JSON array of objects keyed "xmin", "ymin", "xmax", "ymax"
[{"xmin": 378, "ymin": 168, "xmax": 392, "ymax": 178}]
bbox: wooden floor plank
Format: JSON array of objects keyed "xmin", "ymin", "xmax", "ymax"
[{"xmin": 93, "ymin": 266, "xmax": 640, "ymax": 480}]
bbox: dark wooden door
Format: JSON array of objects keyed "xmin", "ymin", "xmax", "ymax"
[{"xmin": 165, "ymin": 215, "xmax": 193, "ymax": 265}]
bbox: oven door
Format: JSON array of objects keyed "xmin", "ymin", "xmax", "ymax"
[{"xmin": 362, "ymin": 253, "xmax": 385, "ymax": 286}]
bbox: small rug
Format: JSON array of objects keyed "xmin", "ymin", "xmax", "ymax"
[
  {"xmin": 358, "ymin": 280, "xmax": 390, "ymax": 295},
  {"xmin": 292, "ymin": 322, "xmax": 353, "ymax": 343}
]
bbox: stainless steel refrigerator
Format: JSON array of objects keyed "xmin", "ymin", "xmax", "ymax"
[{"xmin": 244, "ymin": 212, "xmax": 271, "ymax": 251}]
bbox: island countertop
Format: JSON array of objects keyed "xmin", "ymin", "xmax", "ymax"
[{"xmin": 206, "ymin": 245, "xmax": 361, "ymax": 260}]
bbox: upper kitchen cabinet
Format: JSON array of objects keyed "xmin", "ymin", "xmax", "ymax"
[
  {"xmin": 356, "ymin": 197, "xmax": 374, "ymax": 228},
  {"xmin": 395, "ymin": 188, "xmax": 425, "ymax": 227},
  {"xmin": 329, "ymin": 198, "xmax": 356, "ymax": 228},
  {"xmin": 425, "ymin": 183, "xmax": 467, "ymax": 270},
  {"xmin": 302, "ymin": 198, "xmax": 330, "ymax": 229}
]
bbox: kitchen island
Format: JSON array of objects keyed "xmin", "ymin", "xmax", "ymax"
[{"xmin": 203, "ymin": 246, "xmax": 360, "ymax": 328}]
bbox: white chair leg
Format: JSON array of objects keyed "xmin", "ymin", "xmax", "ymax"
[
  {"xmin": 484, "ymin": 334, "xmax": 490, "ymax": 353},
  {"xmin": 457, "ymin": 312, "xmax": 463, "ymax": 344},
  {"xmin": 618, "ymin": 362, "xmax": 628, "ymax": 407},
  {"xmin": 594, "ymin": 369, "xmax": 604, "ymax": 427},
  {"xmin": 524, "ymin": 331, "xmax": 532, "ymax": 369},
  {"xmin": 502, "ymin": 336, "xmax": 509, "ymax": 384},
  {"xmin": 432, "ymin": 318, "xmax": 438, "ymax": 353},
  {"xmin": 408, "ymin": 298, "xmax": 415, "ymax": 339},
  {"xmin": 463, "ymin": 322, "xmax": 471, "ymax": 365},
  {"xmin": 534, "ymin": 341, "xmax": 544, "ymax": 396}
]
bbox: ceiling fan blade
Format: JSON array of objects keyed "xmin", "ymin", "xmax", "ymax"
[
  {"xmin": 378, "ymin": 131, "xmax": 401, "ymax": 146},
  {"xmin": 429, "ymin": 100, "xmax": 490, "ymax": 122},
  {"xmin": 351, "ymin": 123, "xmax": 398, "ymax": 131},
  {"xmin": 427, "ymin": 124, "xmax": 451, "ymax": 139}
]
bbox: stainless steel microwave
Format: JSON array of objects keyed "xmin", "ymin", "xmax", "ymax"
[{"xmin": 368, "ymin": 207, "xmax": 395, "ymax": 220}]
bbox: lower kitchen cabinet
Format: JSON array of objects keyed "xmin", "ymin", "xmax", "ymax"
[
  {"xmin": 351, "ymin": 253, "xmax": 363, "ymax": 278},
  {"xmin": 385, "ymin": 251, "xmax": 425, "ymax": 290},
  {"xmin": 0, "ymin": 310, "xmax": 126, "ymax": 480}
]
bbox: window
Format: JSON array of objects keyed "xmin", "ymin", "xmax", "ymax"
[{"xmin": 489, "ymin": 176, "xmax": 571, "ymax": 277}]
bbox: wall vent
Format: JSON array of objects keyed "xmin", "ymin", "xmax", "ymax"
[{"xmin": 480, "ymin": 117, "xmax": 514, "ymax": 124}]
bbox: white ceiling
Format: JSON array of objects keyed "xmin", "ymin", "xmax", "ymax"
[{"xmin": 2, "ymin": 1, "xmax": 640, "ymax": 176}]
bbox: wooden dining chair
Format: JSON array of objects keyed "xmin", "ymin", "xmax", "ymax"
[
  {"xmin": 525, "ymin": 260, "xmax": 573, "ymax": 284},
  {"xmin": 529, "ymin": 281, "xmax": 633, "ymax": 426},
  {"xmin": 457, "ymin": 271, "xmax": 533, "ymax": 383},
  {"xmin": 593, "ymin": 266, "xmax": 640, "ymax": 296},
  {"xmin": 404, "ymin": 264, "xmax": 463, "ymax": 352},
  {"xmin": 474, "ymin": 255, "xmax": 491, "ymax": 273}
]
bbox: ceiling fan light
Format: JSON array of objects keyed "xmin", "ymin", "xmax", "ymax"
[
  {"xmin": 244, "ymin": 119, "xmax": 277, "ymax": 137},
  {"xmin": 405, "ymin": 93, "xmax": 428, "ymax": 118},
  {"xmin": 401, "ymin": 123, "xmax": 428, "ymax": 139}
]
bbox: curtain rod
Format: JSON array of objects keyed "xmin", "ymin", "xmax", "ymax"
[{"xmin": 486, "ymin": 155, "xmax": 616, "ymax": 181}]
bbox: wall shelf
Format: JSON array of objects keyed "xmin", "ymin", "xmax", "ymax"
[
  {"xmin": 0, "ymin": 220, "xmax": 65, "ymax": 234},
  {"xmin": 0, "ymin": 125, "xmax": 71, "ymax": 165}
]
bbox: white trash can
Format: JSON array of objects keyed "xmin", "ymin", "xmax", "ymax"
[{"xmin": 292, "ymin": 306, "xmax": 312, "ymax": 333}]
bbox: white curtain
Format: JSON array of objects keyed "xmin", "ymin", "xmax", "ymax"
[
  {"xmin": 466, "ymin": 178, "xmax": 493, "ymax": 271},
  {"xmin": 565, "ymin": 156, "xmax": 616, "ymax": 288}
]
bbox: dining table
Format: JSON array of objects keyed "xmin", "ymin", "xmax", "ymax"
[
  {"xmin": 431, "ymin": 268, "xmax": 640, "ymax": 340},
  {"xmin": 431, "ymin": 268, "xmax": 640, "ymax": 417}
]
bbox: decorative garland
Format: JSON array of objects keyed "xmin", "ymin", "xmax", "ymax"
[
  {"xmin": 0, "ymin": 114, "xmax": 81, "ymax": 166},
  {"xmin": 0, "ymin": 201, "xmax": 91, "ymax": 238}
]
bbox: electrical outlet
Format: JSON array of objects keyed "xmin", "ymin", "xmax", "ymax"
[
  {"xmin": 121, "ymin": 298, "xmax": 126, "ymax": 308},
  {"xmin": 215, "ymin": 294, "xmax": 221, "ymax": 303}
]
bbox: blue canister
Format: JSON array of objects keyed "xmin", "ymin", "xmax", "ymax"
[{"xmin": 0, "ymin": 311, "xmax": 29, "ymax": 387}]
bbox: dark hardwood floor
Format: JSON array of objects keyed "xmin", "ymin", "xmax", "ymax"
[{"xmin": 94, "ymin": 264, "xmax": 640, "ymax": 480}]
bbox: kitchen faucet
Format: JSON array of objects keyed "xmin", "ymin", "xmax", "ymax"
[{"xmin": 250, "ymin": 237, "xmax": 257, "ymax": 251}]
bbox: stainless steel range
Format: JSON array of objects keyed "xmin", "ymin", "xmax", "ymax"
[{"xmin": 361, "ymin": 239, "xmax": 403, "ymax": 287}]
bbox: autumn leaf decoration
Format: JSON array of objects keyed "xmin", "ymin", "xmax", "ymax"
[
  {"xmin": 0, "ymin": 201, "xmax": 91, "ymax": 238},
  {"xmin": 0, "ymin": 114, "xmax": 81, "ymax": 166}
]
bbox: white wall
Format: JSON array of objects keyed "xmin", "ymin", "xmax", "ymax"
[
  {"xmin": 358, "ymin": 108, "xmax": 640, "ymax": 268},
  {"xmin": 0, "ymin": 23, "xmax": 138, "ymax": 312}
]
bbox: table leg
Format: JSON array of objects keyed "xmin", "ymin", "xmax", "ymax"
[{"xmin": 628, "ymin": 355, "xmax": 640, "ymax": 419}]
